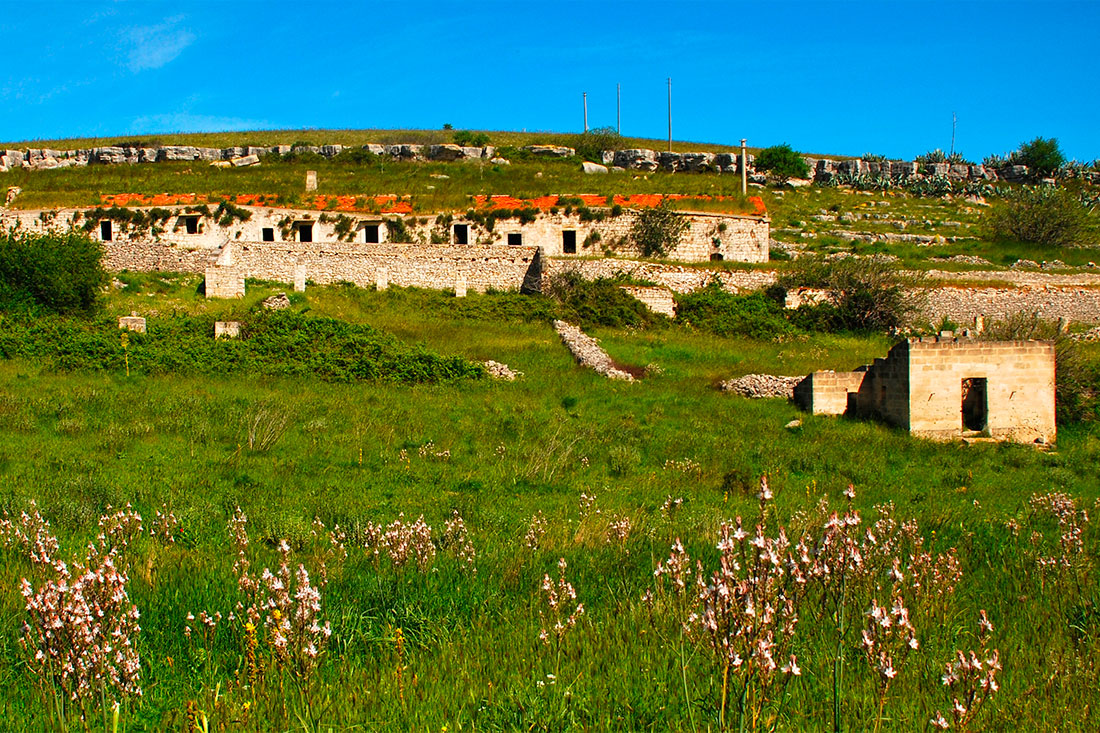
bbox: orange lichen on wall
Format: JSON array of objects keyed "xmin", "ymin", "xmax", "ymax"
[{"xmin": 97, "ymin": 192, "xmax": 766, "ymax": 217}]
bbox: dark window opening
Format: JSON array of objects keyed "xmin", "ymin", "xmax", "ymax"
[
  {"xmin": 100, "ymin": 220, "xmax": 112, "ymax": 241},
  {"xmin": 184, "ymin": 216, "xmax": 198, "ymax": 234},
  {"xmin": 961, "ymin": 378, "xmax": 988, "ymax": 432},
  {"xmin": 453, "ymin": 224, "xmax": 468, "ymax": 245},
  {"xmin": 562, "ymin": 230, "xmax": 577, "ymax": 254},
  {"xmin": 297, "ymin": 223, "xmax": 313, "ymax": 243},
  {"xmin": 507, "ymin": 232, "xmax": 522, "ymax": 246},
  {"xmin": 262, "ymin": 227, "xmax": 275, "ymax": 242},
  {"xmin": 710, "ymin": 253, "xmax": 724, "ymax": 261},
  {"xmin": 364, "ymin": 224, "xmax": 380, "ymax": 243}
]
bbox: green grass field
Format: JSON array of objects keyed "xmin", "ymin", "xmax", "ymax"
[{"xmin": 1, "ymin": 281, "xmax": 1098, "ymax": 731}]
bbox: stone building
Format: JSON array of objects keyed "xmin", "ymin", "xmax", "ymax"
[{"xmin": 793, "ymin": 335, "xmax": 1056, "ymax": 443}]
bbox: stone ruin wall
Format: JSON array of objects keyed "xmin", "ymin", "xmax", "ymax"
[{"xmin": 0, "ymin": 140, "xmax": 1064, "ymax": 183}]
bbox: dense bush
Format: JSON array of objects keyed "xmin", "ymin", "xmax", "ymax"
[
  {"xmin": 779, "ymin": 256, "xmax": 925, "ymax": 333},
  {"xmin": 986, "ymin": 185, "xmax": 1093, "ymax": 247},
  {"xmin": 629, "ymin": 202, "xmax": 688, "ymax": 258},
  {"xmin": 544, "ymin": 271, "xmax": 665, "ymax": 329},
  {"xmin": 0, "ymin": 311, "xmax": 483, "ymax": 384},
  {"xmin": 453, "ymin": 130, "xmax": 490, "ymax": 147},
  {"xmin": 0, "ymin": 230, "xmax": 107, "ymax": 315},
  {"xmin": 754, "ymin": 144, "xmax": 810, "ymax": 183},
  {"xmin": 1014, "ymin": 137, "xmax": 1066, "ymax": 177},
  {"xmin": 570, "ymin": 126, "xmax": 621, "ymax": 162},
  {"xmin": 675, "ymin": 280, "xmax": 795, "ymax": 339}
]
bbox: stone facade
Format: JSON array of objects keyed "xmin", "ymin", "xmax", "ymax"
[{"xmin": 794, "ymin": 336, "xmax": 1056, "ymax": 443}]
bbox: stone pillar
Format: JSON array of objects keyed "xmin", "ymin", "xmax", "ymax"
[
  {"xmin": 973, "ymin": 315, "xmax": 984, "ymax": 334},
  {"xmin": 455, "ymin": 273, "xmax": 467, "ymax": 298},
  {"xmin": 375, "ymin": 267, "xmax": 389, "ymax": 291},
  {"xmin": 305, "ymin": 170, "xmax": 317, "ymax": 191},
  {"xmin": 118, "ymin": 314, "xmax": 146, "ymax": 333},
  {"xmin": 293, "ymin": 264, "xmax": 307, "ymax": 293},
  {"xmin": 215, "ymin": 321, "xmax": 241, "ymax": 339}
]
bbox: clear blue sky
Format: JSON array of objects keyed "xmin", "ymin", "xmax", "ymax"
[{"xmin": 2, "ymin": 1, "xmax": 1097, "ymax": 162}]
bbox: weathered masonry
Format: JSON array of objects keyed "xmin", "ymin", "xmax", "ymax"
[{"xmin": 794, "ymin": 336, "xmax": 1056, "ymax": 444}]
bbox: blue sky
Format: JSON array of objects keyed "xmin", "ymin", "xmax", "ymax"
[{"xmin": 2, "ymin": 1, "xmax": 1097, "ymax": 161}]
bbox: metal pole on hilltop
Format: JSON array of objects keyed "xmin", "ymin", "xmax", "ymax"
[
  {"xmin": 741, "ymin": 138, "xmax": 748, "ymax": 196},
  {"xmin": 617, "ymin": 83, "xmax": 621, "ymax": 135},
  {"xmin": 667, "ymin": 77, "xmax": 672, "ymax": 152},
  {"xmin": 583, "ymin": 93, "xmax": 588, "ymax": 133}
]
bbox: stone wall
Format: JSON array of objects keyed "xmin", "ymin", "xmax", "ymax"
[
  {"xmin": 619, "ymin": 286, "xmax": 677, "ymax": 317},
  {"xmin": 210, "ymin": 242, "xmax": 541, "ymax": 294},
  {"xmin": 792, "ymin": 371, "xmax": 867, "ymax": 416}
]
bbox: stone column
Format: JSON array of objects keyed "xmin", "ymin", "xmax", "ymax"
[
  {"xmin": 375, "ymin": 267, "xmax": 389, "ymax": 291},
  {"xmin": 740, "ymin": 139, "xmax": 748, "ymax": 195},
  {"xmin": 293, "ymin": 264, "xmax": 307, "ymax": 293},
  {"xmin": 305, "ymin": 170, "xmax": 317, "ymax": 191},
  {"xmin": 455, "ymin": 273, "xmax": 467, "ymax": 298}
]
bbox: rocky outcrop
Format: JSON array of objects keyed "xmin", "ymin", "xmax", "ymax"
[
  {"xmin": 525, "ymin": 145, "xmax": 575, "ymax": 158},
  {"xmin": 613, "ymin": 149, "xmax": 658, "ymax": 172},
  {"xmin": 719, "ymin": 374, "xmax": 801, "ymax": 399}
]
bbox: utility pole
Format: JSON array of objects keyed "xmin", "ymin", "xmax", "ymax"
[
  {"xmin": 617, "ymin": 83, "xmax": 621, "ymax": 135},
  {"xmin": 741, "ymin": 138, "xmax": 748, "ymax": 195},
  {"xmin": 583, "ymin": 92, "xmax": 588, "ymax": 133},
  {"xmin": 950, "ymin": 111, "xmax": 957, "ymax": 157},
  {"xmin": 667, "ymin": 77, "xmax": 672, "ymax": 152}
]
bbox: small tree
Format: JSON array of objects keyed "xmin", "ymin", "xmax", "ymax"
[
  {"xmin": 572, "ymin": 126, "xmax": 621, "ymax": 162},
  {"xmin": 779, "ymin": 256, "xmax": 925, "ymax": 333},
  {"xmin": 453, "ymin": 130, "xmax": 490, "ymax": 147},
  {"xmin": 0, "ymin": 229, "xmax": 106, "ymax": 315},
  {"xmin": 630, "ymin": 203, "xmax": 689, "ymax": 258},
  {"xmin": 985, "ymin": 186, "xmax": 1091, "ymax": 247},
  {"xmin": 1015, "ymin": 137, "xmax": 1066, "ymax": 177},
  {"xmin": 754, "ymin": 143, "xmax": 810, "ymax": 183}
]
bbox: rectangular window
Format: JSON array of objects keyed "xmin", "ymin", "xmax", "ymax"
[
  {"xmin": 507, "ymin": 232, "xmax": 522, "ymax": 246},
  {"xmin": 298, "ymin": 223, "xmax": 313, "ymax": 243},
  {"xmin": 100, "ymin": 220, "xmax": 112, "ymax": 241},
  {"xmin": 262, "ymin": 227, "xmax": 275, "ymax": 242},
  {"xmin": 364, "ymin": 224, "xmax": 380, "ymax": 243},
  {"xmin": 453, "ymin": 223, "xmax": 468, "ymax": 245},
  {"xmin": 562, "ymin": 230, "xmax": 577, "ymax": 254}
]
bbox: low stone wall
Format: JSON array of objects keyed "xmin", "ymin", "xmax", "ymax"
[
  {"xmin": 544, "ymin": 258, "xmax": 777, "ymax": 293},
  {"xmin": 922, "ymin": 286, "xmax": 1100, "ymax": 324},
  {"xmin": 223, "ymin": 242, "xmax": 541, "ymax": 293},
  {"xmin": 553, "ymin": 320, "xmax": 634, "ymax": 381}
]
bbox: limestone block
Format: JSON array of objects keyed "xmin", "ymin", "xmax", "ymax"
[
  {"xmin": 320, "ymin": 145, "xmax": 343, "ymax": 157},
  {"xmin": 459, "ymin": 146, "xmax": 483, "ymax": 159},
  {"xmin": 658, "ymin": 152, "xmax": 682, "ymax": 171},
  {"xmin": 428, "ymin": 144, "xmax": 464, "ymax": 161},
  {"xmin": 455, "ymin": 273, "xmax": 467, "ymax": 298},
  {"xmin": 365, "ymin": 144, "xmax": 386, "ymax": 155},
  {"xmin": 582, "ymin": 161, "xmax": 608, "ymax": 174},
  {"xmin": 614, "ymin": 149, "xmax": 658, "ymax": 171},
  {"xmin": 305, "ymin": 170, "xmax": 317, "ymax": 191},
  {"xmin": 294, "ymin": 264, "xmax": 307, "ymax": 292},
  {"xmin": 118, "ymin": 315, "xmax": 146, "ymax": 333},
  {"xmin": 158, "ymin": 146, "xmax": 200, "ymax": 161},
  {"xmin": 215, "ymin": 321, "xmax": 241, "ymax": 339},
  {"xmin": 376, "ymin": 267, "xmax": 389, "ymax": 291},
  {"xmin": 524, "ymin": 145, "xmax": 575, "ymax": 158},
  {"xmin": 231, "ymin": 154, "xmax": 260, "ymax": 167},
  {"xmin": 680, "ymin": 152, "xmax": 716, "ymax": 172}
]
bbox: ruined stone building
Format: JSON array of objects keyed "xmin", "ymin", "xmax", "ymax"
[{"xmin": 794, "ymin": 335, "xmax": 1056, "ymax": 443}]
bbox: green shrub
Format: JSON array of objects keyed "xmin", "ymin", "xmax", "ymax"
[
  {"xmin": 754, "ymin": 144, "xmax": 810, "ymax": 183},
  {"xmin": 0, "ymin": 311, "xmax": 483, "ymax": 384},
  {"xmin": 453, "ymin": 130, "xmax": 490, "ymax": 147},
  {"xmin": 986, "ymin": 186, "xmax": 1092, "ymax": 247},
  {"xmin": 0, "ymin": 230, "xmax": 106, "ymax": 315},
  {"xmin": 778, "ymin": 256, "xmax": 925, "ymax": 333},
  {"xmin": 629, "ymin": 203, "xmax": 688, "ymax": 258},
  {"xmin": 544, "ymin": 271, "xmax": 664, "ymax": 329},
  {"xmin": 570, "ymin": 126, "xmax": 621, "ymax": 162},
  {"xmin": 675, "ymin": 281, "xmax": 795, "ymax": 339},
  {"xmin": 1015, "ymin": 137, "xmax": 1066, "ymax": 177}
]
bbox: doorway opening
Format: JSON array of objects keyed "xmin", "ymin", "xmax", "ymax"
[{"xmin": 961, "ymin": 377, "xmax": 988, "ymax": 432}]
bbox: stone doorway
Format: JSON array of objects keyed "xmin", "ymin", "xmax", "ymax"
[{"xmin": 961, "ymin": 377, "xmax": 988, "ymax": 432}]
